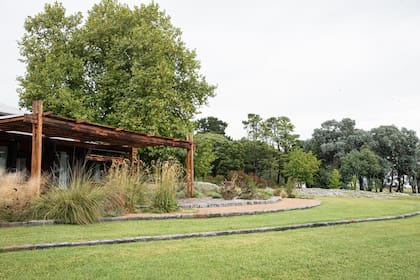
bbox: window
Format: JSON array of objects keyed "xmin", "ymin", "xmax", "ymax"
[{"xmin": 0, "ymin": 146, "xmax": 7, "ymax": 170}]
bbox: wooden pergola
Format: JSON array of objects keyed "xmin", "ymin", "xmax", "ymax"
[{"xmin": 0, "ymin": 101, "xmax": 194, "ymax": 197}]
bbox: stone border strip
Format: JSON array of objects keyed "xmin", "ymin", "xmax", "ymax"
[
  {"xmin": 2, "ymin": 211, "xmax": 419, "ymax": 253},
  {"xmin": 179, "ymin": 197, "xmax": 281, "ymax": 208},
  {"xmin": 0, "ymin": 200, "xmax": 321, "ymax": 227}
]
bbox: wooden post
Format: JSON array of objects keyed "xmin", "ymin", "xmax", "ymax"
[
  {"xmin": 31, "ymin": 100, "xmax": 43, "ymax": 196},
  {"xmin": 186, "ymin": 134, "xmax": 194, "ymax": 198},
  {"xmin": 130, "ymin": 147, "xmax": 138, "ymax": 163}
]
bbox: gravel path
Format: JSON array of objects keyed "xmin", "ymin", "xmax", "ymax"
[{"xmin": 297, "ymin": 188, "xmax": 419, "ymax": 199}]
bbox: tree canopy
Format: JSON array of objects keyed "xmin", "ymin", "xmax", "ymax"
[
  {"xmin": 18, "ymin": 0, "xmax": 215, "ymax": 137},
  {"xmin": 195, "ymin": 116, "xmax": 228, "ymax": 135},
  {"xmin": 283, "ymin": 148, "xmax": 320, "ymax": 187}
]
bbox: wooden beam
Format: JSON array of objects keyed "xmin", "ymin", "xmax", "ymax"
[
  {"xmin": 86, "ymin": 154, "xmax": 125, "ymax": 163},
  {"xmin": 186, "ymin": 134, "xmax": 194, "ymax": 197},
  {"xmin": 30, "ymin": 100, "xmax": 43, "ymax": 196},
  {"xmin": 24, "ymin": 114, "xmax": 191, "ymax": 149}
]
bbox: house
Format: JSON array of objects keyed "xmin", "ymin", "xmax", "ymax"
[{"xmin": 0, "ymin": 101, "xmax": 194, "ymax": 196}]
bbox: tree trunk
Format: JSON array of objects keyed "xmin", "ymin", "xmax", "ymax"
[
  {"xmin": 389, "ymin": 170, "xmax": 393, "ymax": 193},
  {"xmin": 380, "ymin": 176, "xmax": 384, "ymax": 192},
  {"xmin": 410, "ymin": 175, "xmax": 416, "ymax": 193},
  {"xmin": 359, "ymin": 177, "xmax": 364, "ymax": 191}
]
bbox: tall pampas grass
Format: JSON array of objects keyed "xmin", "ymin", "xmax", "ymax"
[
  {"xmin": 151, "ymin": 161, "xmax": 181, "ymax": 212},
  {"xmin": 0, "ymin": 169, "xmax": 38, "ymax": 221},
  {"xmin": 104, "ymin": 160, "xmax": 147, "ymax": 214}
]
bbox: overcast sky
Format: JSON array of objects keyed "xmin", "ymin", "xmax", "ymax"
[{"xmin": 1, "ymin": 0, "xmax": 419, "ymax": 139}]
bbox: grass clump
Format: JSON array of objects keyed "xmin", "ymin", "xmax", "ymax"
[
  {"xmin": 151, "ymin": 161, "xmax": 181, "ymax": 213},
  {"xmin": 0, "ymin": 169, "xmax": 38, "ymax": 222},
  {"xmin": 31, "ymin": 166, "xmax": 106, "ymax": 225},
  {"xmin": 104, "ymin": 161, "xmax": 146, "ymax": 214}
]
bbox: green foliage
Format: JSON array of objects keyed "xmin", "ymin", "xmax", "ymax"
[
  {"xmin": 351, "ymin": 175, "xmax": 358, "ymax": 190},
  {"xmin": 329, "ymin": 169, "xmax": 342, "ymax": 189},
  {"xmin": 307, "ymin": 118, "xmax": 370, "ymax": 168},
  {"xmin": 340, "ymin": 147, "xmax": 381, "ymax": 186},
  {"xmin": 31, "ymin": 185, "xmax": 105, "ymax": 225},
  {"xmin": 370, "ymin": 126, "xmax": 419, "ymax": 191},
  {"xmin": 31, "ymin": 169, "xmax": 105, "ymax": 225},
  {"xmin": 263, "ymin": 116, "xmax": 300, "ymax": 153},
  {"xmin": 206, "ymin": 191, "xmax": 222, "ymax": 199},
  {"xmin": 18, "ymin": 1, "xmax": 215, "ymax": 137},
  {"xmin": 151, "ymin": 161, "xmax": 180, "ymax": 212},
  {"xmin": 29, "ymin": 165, "xmax": 115, "ymax": 224},
  {"xmin": 195, "ymin": 116, "xmax": 228, "ymax": 135},
  {"xmin": 193, "ymin": 133, "xmax": 219, "ymax": 178},
  {"xmin": 242, "ymin": 113, "xmax": 264, "ymax": 141},
  {"xmin": 283, "ymin": 148, "xmax": 320, "ymax": 187}
]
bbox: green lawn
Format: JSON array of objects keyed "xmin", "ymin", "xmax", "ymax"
[
  {"xmin": 1, "ymin": 197, "xmax": 420, "ymax": 247},
  {"xmin": 0, "ymin": 214, "xmax": 419, "ymax": 279}
]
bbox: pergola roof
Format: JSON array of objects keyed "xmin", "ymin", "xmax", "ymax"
[{"xmin": 0, "ymin": 113, "xmax": 191, "ymax": 149}]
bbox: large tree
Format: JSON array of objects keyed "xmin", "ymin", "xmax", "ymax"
[
  {"xmin": 340, "ymin": 147, "xmax": 381, "ymax": 190},
  {"xmin": 18, "ymin": 1, "xmax": 215, "ymax": 137},
  {"xmin": 195, "ymin": 116, "xmax": 228, "ymax": 135},
  {"xmin": 263, "ymin": 116, "xmax": 300, "ymax": 183},
  {"xmin": 308, "ymin": 118, "xmax": 369, "ymax": 168},
  {"xmin": 370, "ymin": 126, "xmax": 419, "ymax": 192},
  {"xmin": 283, "ymin": 148, "xmax": 320, "ymax": 187},
  {"xmin": 242, "ymin": 113, "xmax": 264, "ymax": 142}
]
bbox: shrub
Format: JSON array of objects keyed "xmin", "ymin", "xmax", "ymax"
[
  {"xmin": 206, "ymin": 175, "xmax": 225, "ymax": 185},
  {"xmin": 220, "ymin": 172, "xmax": 239, "ymax": 200},
  {"xmin": 255, "ymin": 189, "xmax": 273, "ymax": 200},
  {"xmin": 151, "ymin": 161, "xmax": 180, "ymax": 213},
  {"xmin": 329, "ymin": 169, "xmax": 342, "ymax": 189},
  {"xmin": 285, "ymin": 177, "xmax": 296, "ymax": 198},
  {"xmin": 206, "ymin": 191, "xmax": 222, "ymax": 199}
]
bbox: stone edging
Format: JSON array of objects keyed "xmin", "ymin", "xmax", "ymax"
[
  {"xmin": 2, "ymin": 211, "xmax": 419, "ymax": 253},
  {"xmin": 178, "ymin": 197, "xmax": 281, "ymax": 208},
  {"xmin": 0, "ymin": 200, "xmax": 320, "ymax": 227}
]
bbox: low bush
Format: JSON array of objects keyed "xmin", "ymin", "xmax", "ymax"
[
  {"xmin": 285, "ymin": 178, "xmax": 296, "ymax": 198},
  {"xmin": 273, "ymin": 187, "xmax": 288, "ymax": 198},
  {"xmin": 206, "ymin": 191, "xmax": 222, "ymax": 199},
  {"xmin": 220, "ymin": 172, "xmax": 239, "ymax": 200},
  {"xmin": 255, "ymin": 189, "xmax": 273, "ymax": 200}
]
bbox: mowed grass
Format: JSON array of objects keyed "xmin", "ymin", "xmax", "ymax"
[
  {"xmin": 0, "ymin": 197, "xmax": 419, "ymax": 247},
  {"xmin": 0, "ymin": 215, "xmax": 419, "ymax": 279}
]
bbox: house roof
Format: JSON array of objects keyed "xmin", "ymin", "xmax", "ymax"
[
  {"xmin": 0, "ymin": 113, "xmax": 192, "ymax": 149},
  {"xmin": 0, "ymin": 103, "xmax": 22, "ymax": 116}
]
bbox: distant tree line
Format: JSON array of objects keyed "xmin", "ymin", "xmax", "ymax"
[{"xmin": 194, "ymin": 116, "xmax": 420, "ymax": 193}]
